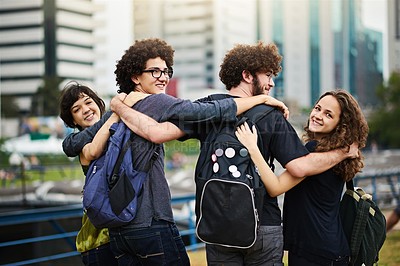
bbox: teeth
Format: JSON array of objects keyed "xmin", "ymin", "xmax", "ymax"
[{"xmin": 85, "ymin": 113, "xmax": 93, "ymax": 121}]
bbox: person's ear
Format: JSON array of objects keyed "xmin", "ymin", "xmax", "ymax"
[
  {"xmin": 242, "ymin": 70, "xmax": 253, "ymax": 84},
  {"xmin": 131, "ymin": 75, "xmax": 139, "ymax": 85}
]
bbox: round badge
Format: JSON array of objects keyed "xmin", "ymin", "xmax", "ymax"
[
  {"xmin": 239, "ymin": 148, "xmax": 248, "ymax": 157},
  {"xmin": 232, "ymin": 171, "xmax": 241, "ymax": 178},
  {"xmin": 225, "ymin": 147, "xmax": 235, "ymax": 158},
  {"xmin": 215, "ymin": 148, "xmax": 224, "ymax": 157},
  {"xmin": 213, "ymin": 163, "xmax": 219, "ymax": 173},
  {"xmin": 211, "ymin": 154, "xmax": 217, "ymax": 162},
  {"xmin": 228, "ymin": 165, "xmax": 237, "ymax": 173}
]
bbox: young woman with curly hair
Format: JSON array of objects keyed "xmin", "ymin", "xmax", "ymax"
[{"xmin": 236, "ymin": 89, "xmax": 368, "ymax": 265}]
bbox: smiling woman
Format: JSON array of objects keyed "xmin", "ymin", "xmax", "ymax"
[{"xmin": 59, "ymin": 81, "xmax": 119, "ymax": 265}]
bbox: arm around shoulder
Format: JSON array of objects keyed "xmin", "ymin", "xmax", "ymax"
[{"xmin": 285, "ymin": 144, "xmax": 359, "ymax": 177}]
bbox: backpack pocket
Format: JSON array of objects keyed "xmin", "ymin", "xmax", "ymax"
[
  {"xmin": 196, "ymin": 178, "xmax": 258, "ymax": 249},
  {"xmin": 108, "ymin": 171, "xmax": 135, "ymax": 215}
]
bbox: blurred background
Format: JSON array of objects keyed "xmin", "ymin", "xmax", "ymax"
[{"xmin": 0, "ymin": 0, "xmax": 398, "ymax": 146}]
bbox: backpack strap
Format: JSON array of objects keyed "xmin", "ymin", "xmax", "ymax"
[
  {"xmin": 202, "ymin": 94, "xmax": 276, "ymax": 174},
  {"xmin": 242, "ymin": 105, "xmax": 276, "ymax": 171},
  {"xmin": 142, "ymin": 144, "xmax": 161, "ymax": 172},
  {"xmin": 109, "ymin": 126, "xmax": 161, "ymax": 188},
  {"xmin": 346, "ymin": 179, "xmax": 371, "ymax": 265}
]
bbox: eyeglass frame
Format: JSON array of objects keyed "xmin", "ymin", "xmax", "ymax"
[{"xmin": 142, "ymin": 68, "xmax": 174, "ymax": 79}]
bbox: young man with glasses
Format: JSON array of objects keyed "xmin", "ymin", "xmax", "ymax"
[{"xmin": 62, "ymin": 38, "xmax": 289, "ymax": 265}]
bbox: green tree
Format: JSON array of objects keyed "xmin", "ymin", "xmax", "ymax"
[
  {"xmin": 31, "ymin": 76, "xmax": 63, "ymax": 116},
  {"xmin": 1, "ymin": 95, "xmax": 19, "ymax": 118},
  {"xmin": 368, "ymin": 72, "xmax": 400, "ymax": 148}
]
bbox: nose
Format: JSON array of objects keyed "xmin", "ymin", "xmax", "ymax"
[
  {"xmin": 269, "ymin": 78, "xmax": 275, "ymax": 88},
  {"xmin": 82, "ymin": 105, "xmax": 90, "ymax": 114},
  {"xmin": 313, "ymin": 111, "xmax": 322, "ymax": 120}
]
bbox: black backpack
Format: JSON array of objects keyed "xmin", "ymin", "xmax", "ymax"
[
  {"xmin": 195, "ymin": 94, "xmax": 275, "ymax": 248},
  {"xmin": 339, "ymin": 180, "xmax": 387, "ymax": 266}
]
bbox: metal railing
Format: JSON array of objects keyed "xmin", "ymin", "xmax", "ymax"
[
  {"xmin": 0, "ymin": 194, "xmax": 201, "ymax": 266},
  {"xmin": 1, "ymin": 171, "xmax": 398, "ymax": 266},
  {"xmin": 354, "ymin": 169, "xmax": 400, "ymax": 206}
]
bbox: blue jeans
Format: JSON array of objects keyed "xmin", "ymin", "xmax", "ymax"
[
  {"xmin": 109, "ymin": 219, "xmax": 190, "ymax": 266},
  {"xmin": 206, "ymin": 225, "xmax": 284, "ymax": 266},
  {"xmin": 81, "ymin": 243, "xmax": 118, "ymax": 266}
]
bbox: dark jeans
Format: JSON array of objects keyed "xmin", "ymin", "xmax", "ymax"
[
  {"xmin": 288, "ymin": 252, "xmax": 350, "ymax": 266},
  {"xmin": 81, "ymin": 243, "xmax": 118, "ymax": 266},
  {"xmin": 206, "ymin": 225, "xmax": 284, "ymax": 266},
  {"xmin": 109, "ymin": 219, "xmax": 190, "ymax": 266}
]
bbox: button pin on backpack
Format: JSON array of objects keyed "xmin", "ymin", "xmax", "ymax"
[
  {"xmin": 225, "ymin": 147, "xmax": 235, "ymax": 158},
  {"xmin": 232, "ymin": 171, "xmax": 241, "ymax": 178},
  {"xmin": 213, "ymin": 163, "xmax": 219, "ymax": 173},
  {"xmin": 229, "ymin": 165, "xmax": 237, "ymax": 173},
  {"xmin": 239, "ymin": 148, "xmax": 248, "ymax": 157}
]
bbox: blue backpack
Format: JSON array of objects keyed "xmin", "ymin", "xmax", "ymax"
[{"xmin": 83, "ymin": 121, "xmax": 159, "ymax": 228}]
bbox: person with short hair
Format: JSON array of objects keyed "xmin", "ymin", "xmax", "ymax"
[{"xmin": 59, "ymin": 82, "xmax": 119, "ymax": 266}]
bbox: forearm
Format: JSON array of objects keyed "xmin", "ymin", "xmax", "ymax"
[
  {"xmin": 81, "ymin": 113, "xmax": 119, "ymax": 160},
  {"xmin": 233, "ymin": 95, "xmax": 266, "ymax": 115},
  {"xmin": 62, "ymin": 111, "xmax": 112, "ymax": 157},
  {"xmin": 112, "ymin": 98, "xmax": 184, "ymax": 143},
  {"xmin": 248, "ymin": 147, "xmax": 303, "ymax": 197},
  {"xmin": 286, "ymin": 149, "xmax": 349, "ymax": 178}
]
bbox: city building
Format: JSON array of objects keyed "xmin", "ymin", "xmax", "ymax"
[
  {"xmin": 0, "ymin": 0, "xmax": 97, "ymax": 114},
  {"xmin": 0, "ymin": 0, "xmax": 388, "ymax": 138},
  {"xmin": 132, "ymin": 0, "xmax": 258, "ymax": 99},
  {"xmin": 387, "ymin": 0, "xmax": 400, "ymax": 74}
]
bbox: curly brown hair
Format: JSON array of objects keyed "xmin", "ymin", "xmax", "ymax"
[
  {"xmin": 303, "ymin": 89, "xmax": 369, "ymax": 181},
  {"xmin": 219, "ymin": 41, "xmax": 282, "ymax": 90},
  {"xmin": 115, "ymin": 38, "xmax": 174, "ymax": 94},
  {"xmin": 59, "ymin": 81, "xmax": 106, "ymax": 131}
]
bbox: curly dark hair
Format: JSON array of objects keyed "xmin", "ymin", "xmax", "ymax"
[
  {"xmin": 303, "ymin": 89, "xmax": 369, "ymax": 181},
  {"xmin": 219, "ymin": 41, "xmax": 283, "ymax": 90},
  {"xmin": 59, "ymin": 81, "xmax": 106, "ymax": 131},
  {"xmin": 115, "ymin": 38, "xmax": 175, "ymax": 94}
]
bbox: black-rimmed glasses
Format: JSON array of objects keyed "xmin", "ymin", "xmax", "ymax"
[{"xmin": 142, "ymin": 68, "xmax": 173, "ymax": 79}]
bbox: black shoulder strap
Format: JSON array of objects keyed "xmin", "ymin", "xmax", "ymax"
[
  {"xmin": 208, "ymin": 93, "xmax": 229, "ymax": 101},
  {"xmin": 205, "ymin": 93, "xmax": 276, "ymax": 170},
  {"xmin": 109, "ymin": 131, "xmax": 160, "ymax": 188},
  {"xmin": 346, "ymin": 179, "xmax": 355, "ymax": 190},
  {"xmin": 242, "ymin": 105, "xmax": 276, "ymax": 170}
]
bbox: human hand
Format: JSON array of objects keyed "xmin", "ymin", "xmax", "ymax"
[
  {"xmin": 344, "ymin": 142, "xmax": 360, "ymax": 159},
  {"xmin": 264, "ymin": 96, "xmax": 289, "ymax": 119},
  {"xmin": 116, "ymin": 93, "xmax": 127, "ymax": 102},
  {"xmin": 124, "ymin": 91, "xmax": 150, "ymax": 107},
  {"xmin": 110, "ymin": 94, "xmax": 125, "ymax": 112},
  {"xmin": 235, "ymin": 122, "xmax": 258, "ymax": 153}
]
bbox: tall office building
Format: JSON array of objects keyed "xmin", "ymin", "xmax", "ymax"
[
  {"xmin": 263, "ymin": 0, "xmax": 382, "ymax": 108},
  {"xmin": 388, "ymin": 0, "xmax": 400, "ymax": 74},
  {"xmin": 0, "ymin": 0, "xmax": 97, "ymax": 113},
  {"xmin": 133, "ymin": 0, "xmax": 257, "ymax": 99}
]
